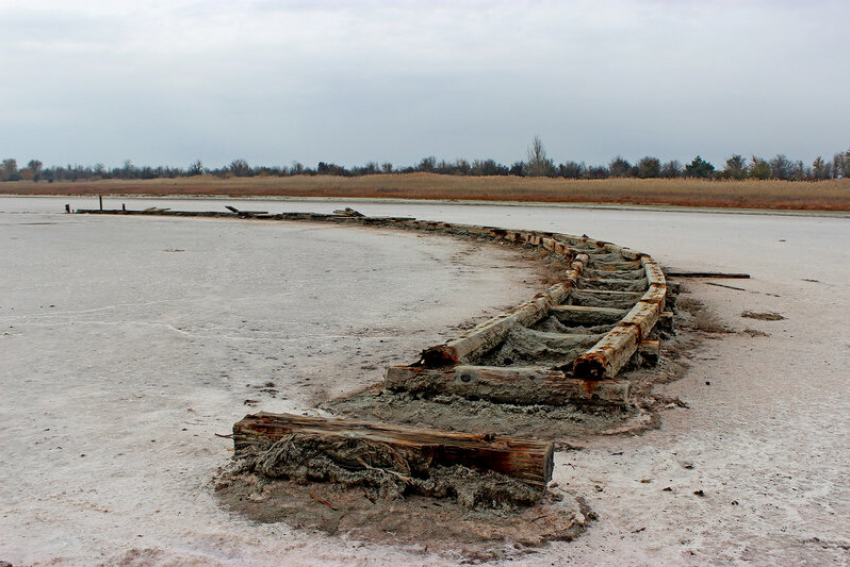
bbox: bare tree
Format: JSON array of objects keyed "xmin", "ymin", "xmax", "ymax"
[
  {"xmin": 660, "ymin": 160, "xmax": 682, "ymax": 178},
  {"xmin": 841, "ymin": 148, "xmax": 850, "ymax": 179},
  {"xmin": 769, "ymin": 155, "xmax": 794, "ymax": 180},
  {"xmin": 229, "ymin": 159, "xmax": 251, "ymax": 177},
  {"xmin": 526, "ymin": 136, "xmax": 553, "ymax": 177},
  {"xmin": 812, "ymin": 157, "xmax": 831, "ymax": 180}
]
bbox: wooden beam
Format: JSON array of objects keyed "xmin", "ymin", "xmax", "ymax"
[
  {"xmin": 573, "ymin": 255, "xmax": 667, "ymax": 379},
  {"xmin": 386, "ymin": 365, "xmax": 631, "ymax": 405},
  {"xmin": 233, "ymin": 413, "xmax": 554, "ymax": 485},
  {"xmin": 419, "ymin": 254, "xmax": 590, "ymax": 368}
]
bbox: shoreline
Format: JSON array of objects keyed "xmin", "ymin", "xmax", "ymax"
[{"xmin": 4, "ymin": 192, "xmax": 850, "ymax": 219}]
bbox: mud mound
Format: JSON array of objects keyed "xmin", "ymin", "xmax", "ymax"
[
  {"xmin": 236, "ymin": 432, "xmax": 545, "ymax": 508},
  {"xmin": 216, "ymin": 466, "xmax": 592, "ymax": 558},
  {"xmin": 325, "ymin": 390, "xmax": 648, "ymax": 441}
]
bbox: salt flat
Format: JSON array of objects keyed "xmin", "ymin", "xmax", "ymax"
[{"xmin": 1, "ymin": 197, "xmax": 848, "ymax": 566}]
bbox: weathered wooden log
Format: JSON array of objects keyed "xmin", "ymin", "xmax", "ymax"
[
  {"xmin": 419, "ymin": 254, "xmax": 589, "ymax": 368},
  {"xmin": 573, "ymin": 255, "xmax": 667, "ymax": 379},
  {"xmin": 386, "ymin": 365, "xmax": 631, "ymax": 405},
  {"xmin": 563, "ymin": 253, "xmax": 589, "ymax": 285},
  {"xmin": 635, "ymin": 339, "xmax": 661, "ymax": 366},
  {"xmin": 233, "ymin": 413, "xmax": 554, "ymax": 485},
  {"xmin": 638, "ymin": 339, "xmax": 660, "ymax": 356},
  {"xmin": 224, "ymin": 205, "xmax": 268, "ymax": 216}
]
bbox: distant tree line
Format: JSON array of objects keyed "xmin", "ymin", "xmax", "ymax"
[{"xmin": 2, "ymin": 139, "xmax": 849, "ymax": 182}]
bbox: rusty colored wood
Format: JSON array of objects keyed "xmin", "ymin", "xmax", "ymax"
[
  {"xmin": 420, "ymin": 255, "xmax": 588, "ymax": 368},
  {"xmin": 233, "ymin": 412, "xmax": 554, "ymax": 485},
  {"xmin": 638, "ymin": 339, "xmax": 660, "ymax": 355},
  {"xmin": 386, "ymin": 365, "xmax": 631, "ymax": 406},
  {"xmin": 573, "ymin": 255, "xmax": 667, "ymax": 380}
]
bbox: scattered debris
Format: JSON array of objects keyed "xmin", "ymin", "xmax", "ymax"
[
  {"xmin": 705, "ymin": 282, "xmax": 748, "ymax": 292},
  {"xmin": 333, "ymin": 207, "xmax": 366, "ymax": 217},
  {"xmin": 665, "ymin": 271, "xmax": 750, "ymax": 279},
  {"xmin": 741, "ymin": 311, "xmax": 785, "ymax": 321}
]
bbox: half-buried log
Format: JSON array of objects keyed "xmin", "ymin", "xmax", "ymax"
[
  {"xmin": 573, "ymin": 255, "xmax": 667, "ymax": 379},
  {"xmin": 234, "ymin": 413, "xmax": 554, "ymax": 486},
  {"xmin": 386, "ymin": 365, "xmax": 631, "ymax": 406},
  {"xmin": 420, "ymin": 254, "xmax": 590, "ymax": 368}
]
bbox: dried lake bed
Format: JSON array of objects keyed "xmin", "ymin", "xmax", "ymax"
[{"xmin": 2, "ymin": 197, "xmax": 849, "ymax": 566}]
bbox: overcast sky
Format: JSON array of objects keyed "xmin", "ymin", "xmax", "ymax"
[{"xmin": 1, "ymin": 0, "xmax": 848, "ymax": 169}]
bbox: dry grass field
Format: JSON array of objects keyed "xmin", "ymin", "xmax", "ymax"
[{"xmin": 3, "ymin": 174, "xmax": 850, "ymax": 211}]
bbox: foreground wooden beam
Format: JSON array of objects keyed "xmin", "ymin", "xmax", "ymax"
[
  {"xmin": 234, "ymin": 413, "xmax": 554, "ymax": 485},
  {"xmin": 386, "ymin": 365, "xmax": 631, "ymax": 406}
]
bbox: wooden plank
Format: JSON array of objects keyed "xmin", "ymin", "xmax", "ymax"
[
  {"xmin": 573, "ymin": 255, "xmax": 667, "ymax": 379},
  {"xmin": 233, "ymin": 413, "xmax": 554, "ymax": 485},
  {"xmin": 386, "ymin": 365, "xmax": 631, "ymax": 405},
  {"xmin": 419, "ymin": 254, "xmax": 590, "ymax": 368}
]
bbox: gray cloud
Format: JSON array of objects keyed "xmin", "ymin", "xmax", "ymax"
[{"xmin": 1, "ymin": 0, "xmax": 848, "ymax": 169}]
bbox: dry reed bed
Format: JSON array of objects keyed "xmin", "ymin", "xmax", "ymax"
[{"xmin": 5, "ymin": 174, "xmax": 850, "ymax": 211}]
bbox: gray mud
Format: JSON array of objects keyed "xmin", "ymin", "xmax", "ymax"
[
  {"xmin": 215, "ymin": 466, "xmax": 591, "ymax": 560},
  {"xmin": 475, "ymin": 326, "xmax": 604, "ymax": 367},
  {"xmin": 325, "ymin": 389, "xmax": 645, "ymax": 441},
  {"xmin": 233, "ymin": 432, "xmax": 545, "ymax": 508}
]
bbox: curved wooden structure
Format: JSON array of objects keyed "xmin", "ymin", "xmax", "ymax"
[{"xmin": 76, "ymin": 204, "xmax": 670, "ymax": 503}]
